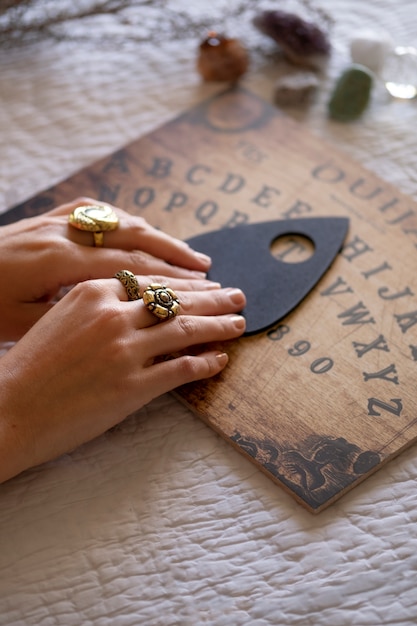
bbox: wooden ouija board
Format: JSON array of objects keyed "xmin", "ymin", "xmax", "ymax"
[{"xmin": 3, "ymin": 88, "xmax": 417, "ymax": 513}]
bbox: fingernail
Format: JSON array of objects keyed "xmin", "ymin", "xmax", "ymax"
[
  {"xmin": 191, "ymin": 271, "xmax": 208, "ymax": 278},
  {"xmin": 226, "ymin": 288, "xmax": 245, "ymax": 306},
  {"xmin": 216, "ymin": 352, "xmax": 229, "ymax": 367},
  {"xmin": 205, "ymin": 281, "xmax": 222, "ymax": 290},
  {"xmin": 230, "ymin": 314, "xmax": 246, "ymax": 330},
  {"xmin": 194, "ymin": 251, "xmax": 212, "ymax": 265}
]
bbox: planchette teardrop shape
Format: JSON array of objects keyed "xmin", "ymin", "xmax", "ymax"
[{"xmin": 187, "ymin": 217, "xmax": 349, "ymax": 335}]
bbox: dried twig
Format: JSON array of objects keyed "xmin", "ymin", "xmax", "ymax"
[{"xmin": 0, "ymin": 0, "xmax": 332, "ymax": 48}]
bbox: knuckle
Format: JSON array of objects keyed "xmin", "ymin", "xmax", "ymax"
[
  {"xmin": 127, "ymin": 249, "xmax": 151, "ymax": 268},
  {"xmin": 72, "ymin": 279, "xmax": 103, "ymax": 299},
  {"xmin": 211, "ymin": 289, "xmax": 227, "ymax": 307},
  {"xmin": 72, "ymin": 282, "xmax": 127, "ymax": 328},
  {"xmin": 176, "ymin": 315, "xmax": 197, "ymax": 337},
  {"xmin": 70, "ymin": 281, "xmax": 115, "ymax": 313},
  {"xmin": 176, "ymin": 292, "xmax": 192, "ymax": 312},
  {"xmin": 125, "ymin": 215, "xmax": 148, "ymax": 235},
  {"xmin": 188, "ymin": 281, "xmax": 203, "ymax": 292},
  {"xmin": 178, "ymin": 355, "xmax": 200, "ymax": 379}
]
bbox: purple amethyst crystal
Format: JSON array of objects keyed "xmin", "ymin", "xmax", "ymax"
[{"xmin": 253, "ymin": 10, "xmax": 331, "ymax": 65}]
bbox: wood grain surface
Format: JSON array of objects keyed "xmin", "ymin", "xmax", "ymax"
[{"xmin": 3, "ymin": 87, "xmax": 417, "ymax": 512}]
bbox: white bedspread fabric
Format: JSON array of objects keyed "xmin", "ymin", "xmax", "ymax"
[{"xmin": 1, "ymin": 1, "xmax": 417, "ymax": 624}]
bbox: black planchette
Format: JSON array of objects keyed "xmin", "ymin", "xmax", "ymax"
[{"xmin": 187, "ymin": 217, "xmax": 349, "ymax": 335}]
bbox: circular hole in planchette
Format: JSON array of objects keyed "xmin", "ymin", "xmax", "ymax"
[{"xmin": 270, "ymin": 234, "xmax": 315, "ymax": 264}]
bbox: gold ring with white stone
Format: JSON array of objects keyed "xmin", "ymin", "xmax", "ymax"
[{"xmin": 68, "ymin": 204, "xmax": 119, "ymax": 247}]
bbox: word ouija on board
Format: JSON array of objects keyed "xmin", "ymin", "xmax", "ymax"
[{"xmin": 3, "ymin": 87, "xmax": 417, "ymax": 513}]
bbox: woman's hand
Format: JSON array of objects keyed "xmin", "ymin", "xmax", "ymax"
[
  {"xmin": 0, "ymin": 197, "xmax": 213, "ymax": 341},
  {"xmin": 0, "ymin": 276, "xmax": 246, "ymax": 483}
]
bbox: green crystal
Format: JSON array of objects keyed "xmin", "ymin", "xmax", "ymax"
[{"xmin": 328, "ymin": 64, "xmax": 373, "ymax": 121}]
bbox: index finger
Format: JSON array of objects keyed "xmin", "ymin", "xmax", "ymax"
[{"xmin": 56, "ymin": 197, "xmax": 212, "ymax": 272}]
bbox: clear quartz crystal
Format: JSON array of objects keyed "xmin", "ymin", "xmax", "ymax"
[{"xmin": 383, "ymin": 46, "xmax": 417, "ymax": 99}]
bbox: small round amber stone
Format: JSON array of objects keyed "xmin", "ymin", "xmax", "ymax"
[{"xmin": 197, "ymin": 32, "xmax": 249, "ymax": 82}]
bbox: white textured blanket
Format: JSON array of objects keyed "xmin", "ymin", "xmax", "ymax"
[{"xmin": 1, "ymin": 1, "xmax": 417, "ymax": 624}]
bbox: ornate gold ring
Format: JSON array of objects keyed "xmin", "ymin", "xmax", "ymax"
[
  {"xmin": 114, "ymin": 270, "xmax": 141, "ymax": 301},
  {"xmin": 142, "ymin": 283, "xmax": 180, "ymax": 320}
]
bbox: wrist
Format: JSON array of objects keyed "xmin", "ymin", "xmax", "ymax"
[{"xmin": 0, "ymin": 363, "xmax": 33, "ymax": 483}]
